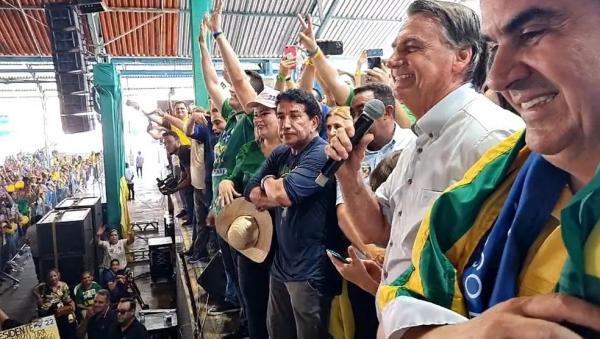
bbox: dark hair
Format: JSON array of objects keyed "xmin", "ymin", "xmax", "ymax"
[
  {"xmin": 354, "ymin": 83, "xmax": 396, "ymax": 110},
  {"xmin": 162, "ymin": 130, "xmax": 179, "ymax": 140},
  {"xmin": 276, "ymin": 89, "xmax": 321, "ymax": 119},
  {"xmin": 81, "ymin": 271, "xmax": 93, "ymax": 278},
  {"xmin": 370, "ymin": 150, "xmax": 402, "ymax": 191},
  {"xmin": 408, "ymin": 0, "xmax": 487, "ymax": 90},
  {"xmin": 244, "ymin": 70, "xmax": 264, "ymax": 95},
  {"xmin": 119, "ymin": 297, "xmax": 137, "ymax": 311},
  {"xmin": 96, "ymin": 289, "xmax": 110, "ymax": 301},
  {"xmin": 110, "ymin": 259, "xmax": 120, "ymax": 266},
  {"xmin": 312, "ymin": 88, "xmax": 323, "ymax": 103},
  {"xmin": 173, "ymin": 101, "xmax": 188, "ymax": 109}
]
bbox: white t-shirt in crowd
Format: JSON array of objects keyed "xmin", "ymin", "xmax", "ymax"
[{"xmin": 99, "ymin": 239, "xmax": 128, "ymax": 270}]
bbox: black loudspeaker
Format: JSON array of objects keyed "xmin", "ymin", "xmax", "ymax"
[
  {"xmin": 37, "ymin": 209, "xmax": 91, "ymax": 256},
  {"xmin": 45, "ymin": 3, "xmax": 94, "ymax": 134},
  {"xmin": 148, "ymin": 237, "xmax": 174, "ymax": 283},
  {"xmin": 197, "ymin": 252, "xmax": 226, "ymax": 301},
  {"xmin": 36, "ymin": 209, "xmax": 94, "ymax": 285},
  {"xmin": 54, "ymin": 197, "xmax": 102, "ymax": 277},
  {"xmin": 39, "ymin": 254, "xmax": 85, "ymax": 286}
]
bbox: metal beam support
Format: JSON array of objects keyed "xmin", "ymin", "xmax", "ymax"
[
  {"xmin": 190, "ymin": 0, "xmax": 212, "ymax": 108},
  {"xmin": 315, "ymin": 0, "xmax": 341, "ymax": 38},
  {"xmin": 86, "ymin": 12, "xmax": 107, "ymax": 59}
]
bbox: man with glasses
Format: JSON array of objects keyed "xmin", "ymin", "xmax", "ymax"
[{"xmin": 116, "ymin": 298, "xmax": 147, "ymax": 339}]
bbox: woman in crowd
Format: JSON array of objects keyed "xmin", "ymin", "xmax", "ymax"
[{"xmin": 32, "ymin": 269, "xmax": 77, "ymax": 339}]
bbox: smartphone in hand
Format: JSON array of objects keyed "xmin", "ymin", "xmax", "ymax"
[{"xmin": 327, "ymin": 249, "xmax": 350, "ymax": 264}]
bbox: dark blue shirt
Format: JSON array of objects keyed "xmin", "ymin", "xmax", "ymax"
[
  {"xmin": 189, "ymin": 121, "xmax": 215, "ymax": 197},
  {"xmin": 245, "ymin": 136, "xmax": 343, "ymax": 293},
  {"xmin": 319, "ymin": 103, "xmax": 331, "ymax": 140}
]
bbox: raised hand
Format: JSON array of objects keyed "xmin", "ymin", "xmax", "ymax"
[
  {"xmin": 206, "ymin": 0, "xmax": 223, "ymax": 33},
  {"xmin": 297, "ymin": 14, "xmax": 318, "ymax": 53},
  {"xmin": 199, "ymin": 19, "xmax": 209, "ymax": 45},
  {"xmin": 279, "ymin": 58, "xmax": 296, "ymax": 76}
]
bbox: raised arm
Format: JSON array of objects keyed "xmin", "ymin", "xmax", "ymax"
[
  {"xmin": 207, "ymin": 0, "xmax": 257, "ymax": 111},
  {"xmin": 199, "ymin": 19, "xmax": 226, "ymax": 110},
  {"xmin": 297, "ymin": 14, "xmax": 352, "ymax": 105},
  {"xmin": 163, "ymin": 115, "xmax": 186, "ymax": 131},
  {"xmin": 298, "ymin": 62, "xmax": 316, "ymax": 92}
]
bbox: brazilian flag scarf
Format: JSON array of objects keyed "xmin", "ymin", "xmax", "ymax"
[{"xmin": 378, "ymin": 130, "xmax": 600, "ymax": 319}]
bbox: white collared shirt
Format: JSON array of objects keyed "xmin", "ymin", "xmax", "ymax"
[
  {"xmin": 336, "ymin": 124, "xmax": 416, "ymax": 205},
  {"xmin": 375, "ymin": 84, "xmax": 524, "ymax": 335}
]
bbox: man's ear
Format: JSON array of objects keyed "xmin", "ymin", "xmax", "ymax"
[
  {"xmin": 384, "ymin": 105, "xmax": 395, "ymax": 119},
  {"xmin": 453, "ymin": 47, "xmax": 473, "ymax": 75},
  {"xmin": 312, "ymin": 115, "xmax": 321, "ymax": 132}
]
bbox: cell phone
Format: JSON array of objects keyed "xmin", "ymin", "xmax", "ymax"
[
  {"xmin": 283, "ymin": 45, "xmax": 297, "ymax": 69},
  {"xmin": 367, "ymin": 48, "xmax": 384, "ymax": 69},
  {"xmin": 317, "ymin": 40, "xmax": 344, "ymax": 56},
  {"xmin": 327, "ymin": 249, "xmax": 350, "ymax": 264}
]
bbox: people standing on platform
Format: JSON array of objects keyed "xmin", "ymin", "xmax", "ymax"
[
  {"xmin": 245, "ymin": 89, "xmax": 344, "ymax": 338},
  {"xmin": 97, "ymin": 226, "xmax": 134, "ymax": 273},
  {"xmin": 217, "ymin": 87, "xmax": 281, "ymax": 338},
  {"xmin": 135, "ymin": 151, "xmax": 144, "ymax": 179},
  {"xmin": 78, "ymin": 289, "xmax": 119, "ymax": 339},
  {"xmin": 162, "ymin": 130, "xmax": 195, "ymax": 230},
  {"xmin": 74, "ymin": 271, "xmax": 103, "ymax": 319},
  {"xmin": 201, "ymin": 4, "xmax": 266, "ymax": 326},
  {"xmin": 125, "ymin": 163, "xmax": 135, "ymax": 201},
  {"xmin": 184, "ymin": 108, "xmax": 214, "ymax": 264},
  {"xmin": 116, "ymin": 298, "xmax": 148, "ymax": 339}
]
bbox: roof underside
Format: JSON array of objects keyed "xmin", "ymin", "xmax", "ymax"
[{"xmin": 0, "ymin": 0, "xmax": 479, "ymax": 59}]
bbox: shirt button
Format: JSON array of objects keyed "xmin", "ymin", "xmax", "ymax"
[
  {"xmin": 383, "ymin": 270, "xmax": 388, "ymax": 279},
  {"xmin": 398, "ymin": 210, "xmax": 402, "ymax": 216},
  {"xmin": 389, "ymin": 240, "xmax": 394, "ymax": 247},
  {"xmin": 408, "ymin": 178, "xmax": 413, "ymax": 185},
  {"xmin": 417, "ymin": 148, "xmax": 423, "ymax": 153},
  {"xmin": 429, "ymin": 133, "xmax": 434, "ymax": 138}
]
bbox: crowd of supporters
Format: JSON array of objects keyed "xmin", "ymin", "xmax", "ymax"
[
  {"xmin": 130, "ymin": 0, "xmax": 600, "ymax": 337},
  {"xmin": 0, "ymin": 150, "xmax": 102, "ymax": 271}
]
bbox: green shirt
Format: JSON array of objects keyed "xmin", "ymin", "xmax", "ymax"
[
  {"xmin": 74, "ymin": 281, "xmax": 102, "ymax": 307},
  {"xmin": 211, "ymin": 99, "xmax": 255, "ymax": 210},
  {"xmin": 223, "ymin": 140, "xmax": 266, "ymax": 192}
]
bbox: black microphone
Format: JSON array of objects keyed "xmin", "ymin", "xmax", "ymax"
[{"xmin": 315, "ymin": 98, "xmax": 385, "ymax": 187}]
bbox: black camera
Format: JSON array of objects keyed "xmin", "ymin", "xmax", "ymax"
[{"xmin": 156, "ymin": 174, "xmax": 177, "ymax": 195}]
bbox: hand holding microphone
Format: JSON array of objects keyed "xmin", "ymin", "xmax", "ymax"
[{"xmin": 318, "ymin": 99, "xmax": 385, "ymax": 187}]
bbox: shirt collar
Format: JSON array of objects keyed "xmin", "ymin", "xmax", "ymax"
[
  {"xmin": 366, "ymin": 123, "xmax": 401, "ymax": 155},
  {"xmin": 414, "ymin": 83, "xmax": 477, "ymax": 138}
]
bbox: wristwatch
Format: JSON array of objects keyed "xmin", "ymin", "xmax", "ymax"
[{"xmin": 260, "ymin": 175, "xmax": 276, "ymax": 192}]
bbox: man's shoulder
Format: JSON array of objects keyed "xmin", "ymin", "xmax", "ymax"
[{"xmin": 458, "ymin": 94, "xmax": 524, "ymax": 132}]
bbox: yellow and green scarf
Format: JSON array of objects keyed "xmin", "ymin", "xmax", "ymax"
[{"xmin": 378, "ymin": 130, "xmax": 600, "ymax": 318}]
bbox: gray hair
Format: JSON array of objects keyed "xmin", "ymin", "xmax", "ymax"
[{"xmin": 407, "ymin": 0, "xmax": 487, "ymax": 91}]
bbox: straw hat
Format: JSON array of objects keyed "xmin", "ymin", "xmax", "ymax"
[{"xmin": 215, "ymin": 198, "xmax": 273, "ymax": 263}]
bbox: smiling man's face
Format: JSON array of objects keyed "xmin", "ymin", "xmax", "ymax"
[{"xmin": 482, "ymin": 0, "xmax": 600, "ymax": 158}]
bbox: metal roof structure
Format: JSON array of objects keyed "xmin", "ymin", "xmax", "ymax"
[{"xmin": 0, "ymin": 0, "xmax": 479, "ymax": 96}]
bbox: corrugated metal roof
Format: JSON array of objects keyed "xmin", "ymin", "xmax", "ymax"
[
  {"xmin": 100, "ymin": 0, "xmax": 180, "ymax": 57},
  {"xmin": 177, "ymin": 0, "xmax": 191, "ymax": 57},
  {"xmin": 0, "ymin": 0, "xmax": 480, "ymax": 59}
]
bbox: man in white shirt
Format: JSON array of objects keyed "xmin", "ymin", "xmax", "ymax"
[
  {"xmin": 96, "ymin": 226, "xmax": 134, "ymax": 272},
  {"xmin": 124, "ymin": 163, "xmax": 135, "ymax": 201},
  {"xmin": 325, "ymin": 0, "xmax": 523, "ymax": 308},
  {"xmin": 135, "ymin": 151, "xmax": 144, "ymax": 178}
]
